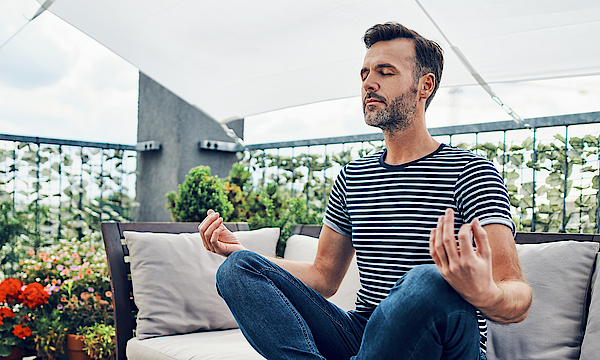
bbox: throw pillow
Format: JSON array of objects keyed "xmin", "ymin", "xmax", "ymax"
[
  {"xmin": 486, "ymin": 240, "xmax": 599, "ymax": 360},
  {"xmin": 580, "ymin": 252, "xmax": 600, "ymax": 360},
  {"xmin": 283, "ymin": 234, "xmax": 360, "ymax": 311},
  {"xmin": 125, "ymin": 227, "xmax": 280, "ymax": 340}
]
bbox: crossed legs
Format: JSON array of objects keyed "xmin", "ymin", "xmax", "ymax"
[{"xmin": 216, "ymin": 251, "xmax": 482, "ymax": 360}]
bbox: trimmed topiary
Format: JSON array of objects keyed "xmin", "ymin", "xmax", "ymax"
[{"xmin": 166, "ymin": 166, "xmax": 233, "ymax": 222}]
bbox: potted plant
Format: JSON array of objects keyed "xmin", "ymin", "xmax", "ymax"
[
  {"xmin": 75, "ymin": 323, "xmax": 115, "ymax": 360},
  {"xmin": 0, "ymin": 278, "xmax": 49, "ymax": 359},
  {"xmin": 28, "ymin": 309, "xmax": 66, "ymax": 360},
  {"xmin": 18, "ymin": 236, "xmax": 114, "ymax": 359}
]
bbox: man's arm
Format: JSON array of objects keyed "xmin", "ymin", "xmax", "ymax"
[
  {"xmin": 199, "ymin": 210, "xmax": 355, "ymax": 298},
  {"xmin": 430, "ymin": 208, "xmax": 532, "ymax": 324}
]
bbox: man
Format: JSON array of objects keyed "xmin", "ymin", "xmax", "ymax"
[{"xmin": 199, "ymin": 22, "xmax": 532, "ymax": 360}]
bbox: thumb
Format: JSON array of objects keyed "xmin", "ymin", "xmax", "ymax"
[{"xmin": 472, "ymin": 218, "xmax": 491, "ymax": 259}]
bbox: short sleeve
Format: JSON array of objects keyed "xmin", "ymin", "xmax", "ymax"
[
  {"xmin": 455, "ymin": 158, "xmax": 516, "ymax": 234},
  {"xmin": 324, "ymin": 167, "xmax": 352, "ymax": 237}
]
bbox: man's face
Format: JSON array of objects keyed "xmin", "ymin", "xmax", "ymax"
[{"xmin": 360, "ymin": 39, "xmax": 420, "ymax": 132}]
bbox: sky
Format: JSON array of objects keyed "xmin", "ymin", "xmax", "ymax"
[{"xmin": 1, "ymin": 0, "xmax": 600, "ymax": 147}]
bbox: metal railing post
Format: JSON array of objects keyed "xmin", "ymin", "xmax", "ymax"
[
  {"xmin": 562, "ymin": 126, "xmax": 569, "ymax": 233},
  {"xmin": 532, "ymin": 128, "xmax": 537, "ymax": 232}
]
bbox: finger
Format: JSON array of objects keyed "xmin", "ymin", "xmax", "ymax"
[
  {"xmin": 472, "ymin": 218, "xmax": 492, "ymax": 259},
  {"xmin": 429, "ymin": 228, "xmax": 442, "ymax": 266},
  {"xmin": 204, "ymin": 213, "xmax": 222, "ymax": 252},
  {"xmin": 457, "ymin": 223, "xmax": 474, "ymax": 258},
  {"xmin": 433, "ymin": 215, "xmax": 449, "ymax": 267},
  {"xmin": 198, "ymin": 211, "xmax": 217, "ymax": 248},
  {"xmin": 210, "ymin": 223, "xmax": 226, "ymax": 253},
  {"xmin": 208, "ymin": 216, "xmax": 224, "ymax": 253},
  {"xmin": 441, "ymin": 208, "xmax": 460, "ymax": 262},
  {"xmin": 198, "ymin": 209, "xmax": 216, "ymax": 238}
]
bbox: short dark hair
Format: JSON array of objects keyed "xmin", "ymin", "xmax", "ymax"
[{"xmin": 363, "ymin": 22, "xmax": 444, "ymax": 109}]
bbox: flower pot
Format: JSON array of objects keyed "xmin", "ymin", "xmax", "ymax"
[
  {"xmin": 66, "ymin": 334, "xmax": 91, "ymax": 360},
  {"xmin": 0, "ymin": 346, "xmax": 23, "ymax": 360}
]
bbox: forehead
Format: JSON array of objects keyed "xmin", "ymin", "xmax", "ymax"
[{"xmin": 362, "ymin": 38, "xmax": 415, "ymax": 69}]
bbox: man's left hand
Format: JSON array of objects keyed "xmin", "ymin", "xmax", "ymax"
[{"xmin": 429, "ymin": 208, "xmax": 502, "ymax": 310}]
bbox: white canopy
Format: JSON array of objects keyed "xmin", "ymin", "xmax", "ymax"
[{"xmin": 45, "ymin": 0, "xmax": 600, "ymax": 122}]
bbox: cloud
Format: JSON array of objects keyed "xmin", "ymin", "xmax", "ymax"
[
  {"xmin": 0, "ymin": 29, "xmax": 72, "ymax": 89},
  {"xmin": 0, "ymin": 0, "xmax": 71, "ymax": 90},
  {"xmin": 0, "ymin": 9, "xmax": 139, "ymax": 145}
]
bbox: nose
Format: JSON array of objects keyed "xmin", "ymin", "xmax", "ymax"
[{"xmin": 362, "ymin": 72, "xmax": 379, "ymax": 93}]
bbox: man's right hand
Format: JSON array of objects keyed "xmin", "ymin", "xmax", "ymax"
[{"xmin": 198, "ymin": 209, "xmax": 246, "ymax": 257}]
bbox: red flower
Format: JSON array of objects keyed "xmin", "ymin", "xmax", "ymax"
[
  {"xmin": 0, "ymin": 278, "xmax": 23, "ymax": 303},
  {"xmin": 0, "ymin": 307, "xmax": 15, "ymax": 318},
  {"xmin": 20, "ymin": 283, "xmax": 49, "ymax": 308},
  {"xmin": 12, "ymin": 324, "xmax": 32, "ymax": 339}
]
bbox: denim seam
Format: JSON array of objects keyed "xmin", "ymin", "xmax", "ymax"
[
  {"xmin": 407, "ymin": 310, "xmax": 479, "ymax": 360},
  {"xmin": 260, "ymin": 266, "xmax": 355, "ymax": 336}
]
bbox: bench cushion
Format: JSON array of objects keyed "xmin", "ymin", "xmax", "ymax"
[
  {"xmin": 127, "ymin": 330, "xmax": 263, "ymax": 359},
  {"xmin": 125, "ymin": 228, "xmax": 279, "ymax": 340},
  {"xmin": 487, "ymin": 240, "xmax": 599, "ymax": 360}
]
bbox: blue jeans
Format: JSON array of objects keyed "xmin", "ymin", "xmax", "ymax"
[{"xmin": 216, "ymin": 250, "xmax": 485, "ymax": 360}]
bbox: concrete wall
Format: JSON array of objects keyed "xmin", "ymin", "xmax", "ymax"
[{"xmin": 135, "ymin": 72, "xmax": 243, "ymax": 222}]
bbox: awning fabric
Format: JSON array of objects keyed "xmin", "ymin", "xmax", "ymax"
[{"xmin": 45, "ymin": 0, "xmax": 600, "ymax": 121}]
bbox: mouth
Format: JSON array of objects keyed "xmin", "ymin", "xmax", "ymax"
[
  {"xmin": 365, "ymin": 99, "xmax": 383, "ymax": 105},
  {"xmin": 364, "ymin": 93, "xmax": 386, "ymax": 107}
]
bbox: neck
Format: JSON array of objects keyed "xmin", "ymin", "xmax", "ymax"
[{"xmin": 381, "ymin": 115, "xmax": 439, "ymax": 166}]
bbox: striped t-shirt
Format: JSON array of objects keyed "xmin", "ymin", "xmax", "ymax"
[{"xmin": 323, "ymin": 144, "xmax": 515, "ymax": 351}]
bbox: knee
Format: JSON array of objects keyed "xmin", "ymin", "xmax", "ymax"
[
  {"xmin": 391, "ymin": 265, "xmax": 467, "ymax": 309},
  {"xmin": 216, "ymin": 250, "xmax": 258, "ymax": 294},
  {"xmin": 403, "ymin": 264, "xmax": 446, "ymax": 287}
]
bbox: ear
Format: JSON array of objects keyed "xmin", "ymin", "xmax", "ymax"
[{"xmin": 418, "ymin": 73, "xmax": 435, "ymax": 101}]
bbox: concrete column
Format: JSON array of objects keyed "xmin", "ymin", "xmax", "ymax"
[{"xmin": 135, "ymin": 72, "xmax": 243, "ymax": 222}]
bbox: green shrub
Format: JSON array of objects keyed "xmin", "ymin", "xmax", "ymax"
[{"xmin": 166, "ymin": 166, "xmax": 233, "ymax": 222}]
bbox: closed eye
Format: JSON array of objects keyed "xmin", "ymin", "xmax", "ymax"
[{"xmin": 360, "ymin": 69, "xmax": 369, "ymax": 81}]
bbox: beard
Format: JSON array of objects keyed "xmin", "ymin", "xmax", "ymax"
[{"xmin": 363, "ymin": 86, "xmax": 418, "ymax": 133}]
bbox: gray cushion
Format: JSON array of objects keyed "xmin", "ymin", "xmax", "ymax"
[
  {"xmin": 125, "ymin": 228, "xmax": 279, "ymax": 340},
  {"xmin": 580, "ymin": 253, "xmax": 600, "ymax": 360},
  {"xmin": 487, "ymin": 241, "xmax": 599, "ymax": 360},
  {"xmin": 283, "ymin": 234, "xmax": 360, "ymax": 311}
]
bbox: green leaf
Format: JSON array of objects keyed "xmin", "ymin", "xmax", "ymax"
[
  {"xmin": 505, "ymin": 171, "xmax": 519, "ymax": 181},
  {"xmin": 509, "ymin": 154, "xmax": 523, "ymax": 167},
  {"xmin": 521, "ymin": 137, "xmax": 534, "ymax": 150},
  {"xmin": 0, "ymin": 345, "xmax": 12, "ymax": 357},
  {"xmin": 569, "ymin": 136, "xmax": 584, "ymax": 149},
  {"xmin": 536, "ymin": 142, "xmax": 552, "ymax": 152},
  {"xmin": 554, "ymin": 134, "xmax": 567, "ymax": 144},
  {"xmin": 583, "ymin": 134, "xmax": 598, "ymax": 147},
  {"xmin": 520, "ymin": 182, "xmax": 534, "ymax": 196},
  {"xmin": 538, "ymin": 204, "xmax": 552, "ymax": 214},
  {"xmin": 519, "ymin": 197, "xmax": 533, "ymax": 209},
  {"xmin": 545, "ymin": 172, "xmax": 563, "ymax": 187},
  {"xmin": 547, "ymin": 188, "xmax": 563, "ymax": 205}
]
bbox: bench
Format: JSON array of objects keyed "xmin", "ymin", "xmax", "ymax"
[{"xmin": 101, "ymin": 223, "xmax": 600, "ymax": 360}]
